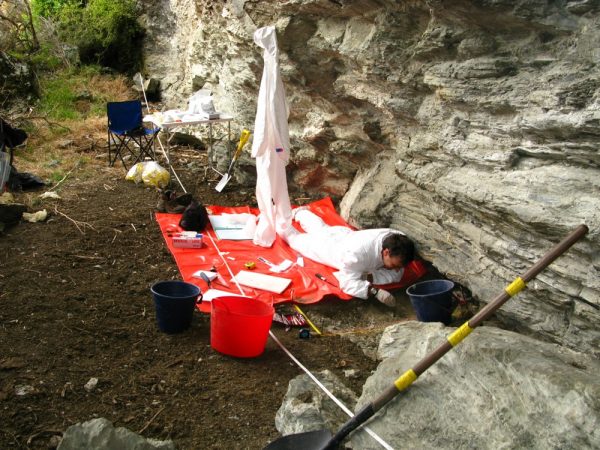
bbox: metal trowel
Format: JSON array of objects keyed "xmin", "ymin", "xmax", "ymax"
[{"xmin": 215, "ymin": 129, "xmax": 251, "ymax": 192}]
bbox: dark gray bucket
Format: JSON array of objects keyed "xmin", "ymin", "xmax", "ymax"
[
  {"xmin": 406, "ymin": 279, "xmax": 454, "ymax": 325},
  {"xmin": 151, "ymin": 280, "xmax": 202, "ymax": 334}
]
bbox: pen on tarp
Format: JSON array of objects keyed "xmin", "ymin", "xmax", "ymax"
[
  {"xmin": 315, "ymin": 273, "xmax": 337, "ymax": 288},
  {"xmin": 257, "ymin": 256, "xmax": 275, "ymax": 268}
]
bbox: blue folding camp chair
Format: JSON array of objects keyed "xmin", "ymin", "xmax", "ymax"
[{"xmin": 107, "ymin": 100, "xmax": 160, "ymax": 169}]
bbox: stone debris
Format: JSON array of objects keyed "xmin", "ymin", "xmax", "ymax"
[
  {"xmin": 22, "ymin": 209, "xmax": 48, "ymax": 223},
  {"xmin": 57, "ymin": 417, "xmax": 175, "ymax": 450},
  {"xmin": 14, "ymin": 385, "xmax": 35, "ymax": 396},
  {"xmin": 40, "ymin": 191, "xmax": 62, "ymax": 199},
  {"xmin": 84, "ymin": 377, "xmax": 98, "ymax": 392}
]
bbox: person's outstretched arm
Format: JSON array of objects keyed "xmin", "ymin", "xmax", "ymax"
[{"xmin": 371, "ymin": 267, "xmax": 405, "ymax": 285}]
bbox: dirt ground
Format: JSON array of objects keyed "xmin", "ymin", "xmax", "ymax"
[{"xmin": 0, "ymin": 141, "xmax": 437, "ymax": 449}]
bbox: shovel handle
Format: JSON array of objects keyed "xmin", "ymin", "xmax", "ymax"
[
  {"xmin": 235, "ymin": 129, "xmax": 251, "ymax": 156},
  {"xmin": 324, "ymin": 224, "xmax": 589, "ymax": 449},
  {"xmin": 225, "ymin": 129, "xmax": 251, "ymax": 174}
]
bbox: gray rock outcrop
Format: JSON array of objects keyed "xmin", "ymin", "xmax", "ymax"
[
  {"xmin": 350, "ymin": 322, "xmax": 600, "ymax": 449},
  {"xmin": 57, "ymin": 417, "xmax": 175, "ymax": 450},
  {"xmin": 0, "ymin": 51, "xmax": 36, "ymax": 107},
  {"xmin": 275, "ymin": 322, "xmax": 600, "ymax": 449},
  {"xmin": 139, "ymin": 0, "xmax": 600, "ymax": 355},
  {"xmin": 274, "ymin": 369, "xmax": 359, "ymax": 436}
]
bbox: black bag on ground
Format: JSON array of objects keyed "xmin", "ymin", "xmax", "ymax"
[
  {"xmin": 8, "ymin": 167, "xmax": 46, "ymax": 191},
  {"xmin": 179, "ymin": 200, "xmax": 209, "ymax": 232},
  {"xmin": 0, "ymin": 117, "xmax": 28, "ymax": 152}
]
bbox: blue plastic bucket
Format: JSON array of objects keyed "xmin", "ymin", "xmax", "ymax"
[
  {"xmin": 151, "ymin": 281, "xmax": 202, "ymax": 334},
  {"xmin": 406, "ymin": 279, "xmax": 454, "ymax": 325}
]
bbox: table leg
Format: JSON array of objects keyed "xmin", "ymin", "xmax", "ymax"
[
  {"xmin": 208, "ymin": 123, "xmax": 213, "ymax": 170},
  {"xmin": 228, "ymin": 121, "xmax": 231, "ymax": 160}
]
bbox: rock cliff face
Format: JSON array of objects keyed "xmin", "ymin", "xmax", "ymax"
[
  {"xmin": 0, "ymin": 52, "xmax": 36, "ymax": 108},
  {"xmin": 274, "ymin": 322, "xmax": 600, "ymax": 449},
  {"xmin": 139, "ymin": 0, "xmax": 600, "ymax": 356}
]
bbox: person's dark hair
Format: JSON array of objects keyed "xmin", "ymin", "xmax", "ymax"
[{"xmin": 382, "ymin": 233, "xmax": 415, "ymax": 263}]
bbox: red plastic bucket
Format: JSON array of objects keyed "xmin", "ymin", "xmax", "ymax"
[{"xmin": 210, "ymin": 296, "xmax": 274, "ymax": 358}]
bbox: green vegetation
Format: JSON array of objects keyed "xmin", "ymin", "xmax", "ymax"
[
  {"xmin": 37, "ymin": 66, "xmax": 107, "ymax": 120},
  {"xmin": 39, "ymin": 74, "xmax": 79, "ymax": 120},
  {"xmin": 30, "ymin": 0, "xmax": 144, "ymax": 73},
  {"xmin": 58, "ymin": 0, "xmax": 144, "ymax": 73},
  {"xmin": 1, "ymin": 0, "xmax": 139, "ymax": 188},
  {"xmin": 31, "ymin": 0, "xmax": 66, "ymax": 19},
  {"xmin": 27, "ymin": 43, "xmax": 65, "ymax": 71},
  {"xmin": 2, "ymin": 0, "xmax": 142, "ymax": 110}
]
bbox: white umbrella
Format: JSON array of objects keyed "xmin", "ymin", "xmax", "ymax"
[{"xmin": 251, "ymin": 25, "xmax": 293, "ymax": 248}]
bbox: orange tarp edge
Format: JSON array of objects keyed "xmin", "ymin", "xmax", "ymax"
[{"xmin": 155, "ymin": 197, "xmax": 426, "ymax": 313}]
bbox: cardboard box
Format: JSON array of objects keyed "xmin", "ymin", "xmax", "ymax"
[{"xmin": 172, "ymin": 232, "xmax": 204, "ymax": 248}]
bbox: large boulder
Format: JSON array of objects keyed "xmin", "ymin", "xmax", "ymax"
[
  {"xmin": 274, "ymin": 369, "xmax": 359, "ymax": 436},
  {"xmin": 349, "ymin": 322, "xmax": 600, "ymax": 449},
  {"xmin": 275, "ymin": 322, "xmax": 599, "ymax": 449},
  {"xmin": 0, "ymin": 51, "xmax": 36, "ymax": 107},
  {"xmin": 57, "ymin": 417, "xmax": 175, "ymax": 450}
]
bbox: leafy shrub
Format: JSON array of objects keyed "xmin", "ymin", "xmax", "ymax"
[
  {"xmin": 31, "ymin": 0, "xmax": 68, "ymax": 19},
  {"xmin": 63, "ymin": 0, "xmax": 144, "ymax": 73},
  {"xmin": 31, "ymin": 0, "xmax": 144, "ymax": 73}
]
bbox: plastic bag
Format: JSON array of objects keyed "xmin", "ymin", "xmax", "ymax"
[
  {"xmin": 188, "ymin": 89, "xmax": 216, "ymax": 115},
  {"xmin": 141, "ymin": 161, "xmax": 170, "ymax": 189},
  {"xmin": 125, "ymin": 162, "xmax": 145, "ymax": 184}
]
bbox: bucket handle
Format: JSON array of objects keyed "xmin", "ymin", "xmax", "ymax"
[{"xmin": 196, "ymin": 292, "xmax": 203, "ymax": 305}]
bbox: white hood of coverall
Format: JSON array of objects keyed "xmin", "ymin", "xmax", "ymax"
[{"xmin": 251, "ymin": 25, "xmax": 293, "ymax": 247}]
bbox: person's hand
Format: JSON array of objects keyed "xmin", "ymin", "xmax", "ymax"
[{"xmin": 375, "ymin": 289, "xmax": 396, "ymax": 307}]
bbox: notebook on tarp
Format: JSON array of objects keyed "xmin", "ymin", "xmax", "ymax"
[
  {"xmin": 233, "ymin": 270, "xmax": 292, "ymax": 294},
  {"xmin": 208, "ymin": 214, "xmax": 256, "ymax": 240}
]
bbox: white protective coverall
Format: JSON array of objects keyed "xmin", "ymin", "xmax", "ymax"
[
  {"xmin": 251, "ymin": 26, "xmax": 293, "ymax": 247},
  {"xmin": 285, "ymin": 210, "xmax": 406, "ymax": 299}
]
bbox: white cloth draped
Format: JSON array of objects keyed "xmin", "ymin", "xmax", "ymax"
[{"xmin": 251, "ymin": 26, "xmax": 293, "ymax": 247}]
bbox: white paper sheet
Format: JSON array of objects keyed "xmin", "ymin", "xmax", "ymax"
[
  {"xmin": 233, "ymin": 270, "xmax": 291, "ymax": 294},
  {"xmin": 209, "ymin": 214, "xmax": 257, "ymax": 240},
  {"xmin": 202, "ymin": 289, "xmax": 246, "ymax": 302},
  {"xmin": 191, "ymin": 270, "xmax": 217, "ymax": 281}
]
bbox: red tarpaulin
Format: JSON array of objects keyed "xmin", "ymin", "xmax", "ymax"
[{"xmin": 155, "ymin": 197, "xmax": 426, "ymax": 313}]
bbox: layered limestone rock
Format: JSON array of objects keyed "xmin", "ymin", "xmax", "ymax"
[
  {"xmin": 139, "ymin": 0, "xmax": 600, "ymax": 355},
  {"xmin": 274, "ymin": 322, "xmax": 600, "ymax": 449},
  {"xmin": 351, "ymin": 322, "xmax": 600, "ymax": 449}
]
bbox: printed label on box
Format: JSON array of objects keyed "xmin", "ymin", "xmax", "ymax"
[{"xmin": 172, "ymin": 235, "xmax": 204, "ymax": 248}]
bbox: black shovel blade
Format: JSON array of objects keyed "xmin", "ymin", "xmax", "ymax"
[{"xmin": 264, "ymin": 429, "xmax": 333, "ymax": 450}]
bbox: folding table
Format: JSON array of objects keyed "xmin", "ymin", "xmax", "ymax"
[{"xmin": 144, "ymin": 112, "xmax": 234, "ymax": 190}]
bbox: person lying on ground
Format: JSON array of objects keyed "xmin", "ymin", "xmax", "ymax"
[{"xmin": 279, "ymin": 208, "xmax": 415, "ymax": 307}]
